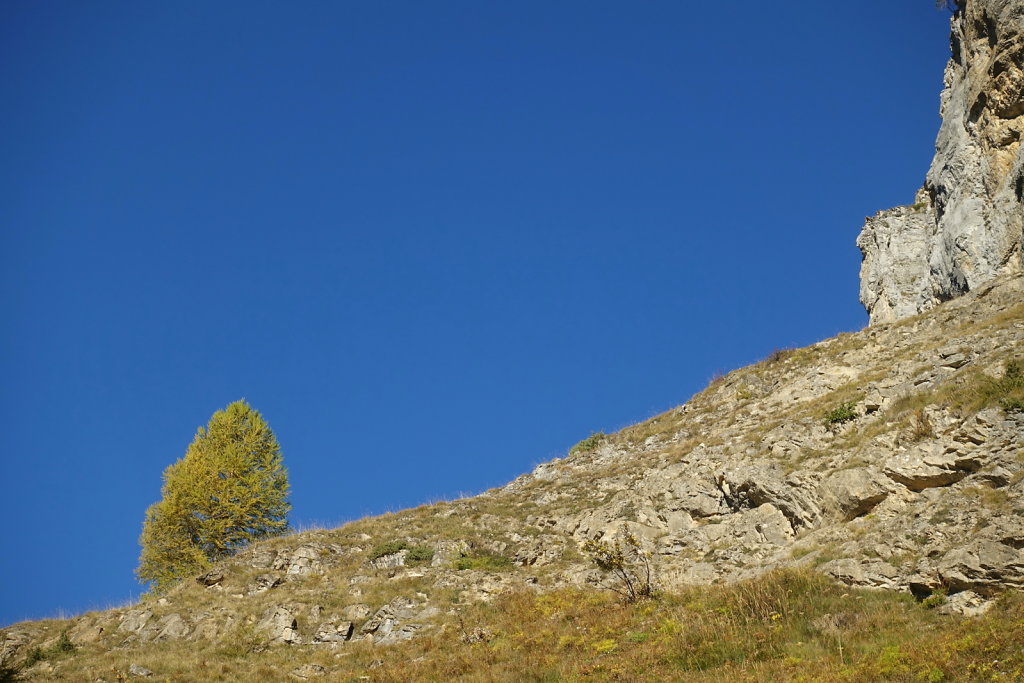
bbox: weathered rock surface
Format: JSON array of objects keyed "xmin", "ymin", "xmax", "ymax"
[{"xmin": 859, "ymin": 0, "xmax": 1024, "ymax": 324}]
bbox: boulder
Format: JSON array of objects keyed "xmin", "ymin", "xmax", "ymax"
[
  {"xmin": 818, "ymin": 468, "xmax": 892, "ymax": 520},
  {"xmin": 257, "ymin": 607, "xmax": 301, "ymax": 645}
]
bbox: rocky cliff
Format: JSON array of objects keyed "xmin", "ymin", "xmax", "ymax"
[{"xmin": 858, "ymin": 0, "xmax": 1024, "ymax": 325}]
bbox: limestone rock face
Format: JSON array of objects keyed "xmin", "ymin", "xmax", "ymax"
[{"xmin": 859, "ymin": 0, "xmax": 1024, "ymax": 324}]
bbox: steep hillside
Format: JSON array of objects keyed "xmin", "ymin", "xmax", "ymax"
[
  {"xmin": 3, "ymin": 0, "xmax": 1024, "ymax": 679},
  {"xmin": 2, "ymin": 275, "xmax": 1021, "ymax": 680}
]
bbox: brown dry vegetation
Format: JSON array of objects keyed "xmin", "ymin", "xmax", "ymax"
[{"xmin": 10, "ymin": 570, "xmax": 1024, "ymax": 681}]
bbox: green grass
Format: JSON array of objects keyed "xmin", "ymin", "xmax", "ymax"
[
  {"xmin": 569, "ymin": 432, "xmax": 607, "ymax": 455},
  {"xmin": 824, "ymin": 401, "xmax": 858, "ymax": 426}
]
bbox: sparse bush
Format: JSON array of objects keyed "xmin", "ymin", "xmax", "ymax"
[
  {"xmin": 922, "ymin": 591, "xmax": 947, "ymax": 609},
  {"xmin": 583, "ymin": 528, "xmax": 655, "ymax": 603},
  {"xmin": 18, "ymin": 629, "xmax": 76, "ymax": 671},
  {"xmin": 909, "ymin": 408, "xmax": 934, "ymax": 440},
  {"xmin": 570, "ymin": 432, "xmax": 607, "ymax": 455},
  {"xmin": 22, "ymin": 649, "xmax": 44, "ymax": 669},
  {"xmin": 370, "ymin": 540, "xmax": 408, "ymax": 560},
  {"xmin": 405, "ymin": 545, "xmax": 435, "ymax": 564},
  {"xmin": 997, "ymin": 360, "xmax": 1024, "ymax": 413},
  {"xmin": 52, "ymin": 630, "xmax": 75, "ymax": 655},
  {"xmin": 823, "ymin": 401, "xmax": 858, "ymax": 427}
]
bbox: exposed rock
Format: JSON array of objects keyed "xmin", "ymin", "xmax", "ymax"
[
  {"xmin": 68, "ymin": 619, "xmax": 105, "ymax": 644},
  {"xmin": 247, "ymin": 574, "xmax": 284, "ymax": 595},
  {"xmin": 257, "ymin": 606, "xmax": 301, "ymax": 645},
  {"xmin": 196, "ymin": 570, "xmax": 225, "ymax": 586},
  {"xmin": 936, "ymin": 589, "xmax": 995, "ymax": 616},
  {"xmin": 431, "ymin": 540, "xmax": 471, "ymax": 567},
  {"xmin": 312, "ymin": 621, "xmax": 353, "ymax": 644},
  {"xmin": 937, "ymin": 540, "xmax": 1024, "ymax": 593},
  {"xmin": 859, "ymin": 1, "xmax": 1024, "ymax": 324},
  {"xmin": 368, "ymin": 549, "xmax": 408, "ymax": 569},
  {"xmin": 117, "ymin": 610, "xmax": 153, "ymax": 635},
  {"xmin": 719, "ymin": 465, "xmax": 821, "ymax": 529},
  {"xmin": 822, "ymin": 559, "xmax": 904, "ymax": 591},
  {"xmin": 883, "ymin": 442, "xmax": 984, "ymax": 490},
  {"xmin": 340, "ymin": 604, "xmax": 371, "ymax": 621},
  {"xmin": 818, "ymin": 468, "xmax": 893, "ymax": 521},
  {"xmin": 151, "ymin": 613, "xmax": 190, "ymax": 641},
  {"xmin": 283, "ymin": 544, "xmax": 326, "ymax": 576},
  {"xmin": 377, "ymin": 623, "xmax": 424, "ymax": 643},
  {"xmin": 128, "ymin": 663, "xmax": 154, "ymax": 678},
  {"xmin": 0, "ymin": 631, "xmax": 30, "ymax": 667}
]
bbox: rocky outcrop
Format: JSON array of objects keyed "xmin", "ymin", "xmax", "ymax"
[{"xmin": 859, "ymin": 0, "xmax": 1024, "ymax": 324}]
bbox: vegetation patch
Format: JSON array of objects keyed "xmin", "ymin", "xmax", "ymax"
[
  {"xmin": 582, "ymin": 528, "xmax": 656, "ymax": 603},
  {"xmin": 369, "ymin": 540, "xmax": 409, "ymax": 560},
  {"xmin": 823, "ymin": 401, "xmax": 858, "ymax": 427},
  {"xmin": 453, "ymin": 551, "xmax": 513, "ymax": 571},
  {"xmin": 935, "ymin": 355, "xmax": 1024, "ymax": 415},
  {"xmin": 18, "ymin": 629, "xmax": 76, "ymax": 672},
  {"xmin": 368, "ymin": 540, "xmax": 434, "ymax": 564},
  {"xmin": 570, "ymin": 432, "xmax": 607, "ymax": 455}
]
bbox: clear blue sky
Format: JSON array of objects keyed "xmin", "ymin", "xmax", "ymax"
[{"xmin": 1, "ymin": 1, "xmax": 953, "ymax": 626}]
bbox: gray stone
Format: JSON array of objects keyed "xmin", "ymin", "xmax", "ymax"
[
  {"xmin": 937, "ymin": 590, "xmax": 994, "ymax": 617},
  {"xmin": 859, "ymin": 1, "xmax": 1024, "ymax": 325},
  {"xmin": 257, "ymin": 606, "xmax": 301, "ymax": 645},
  {"xmin": 248, "ymin": 574, "xmax": 284, "ymax": 595},
  {"xmin": 818, "ymin": 468, "xmax": 892, "ymax": 521},
  {"xmin": 117, "ymin": 610, "xmax": 153, "ymax": 634},
  {"xmin": 312, "ymin": 621, "xmax": 353, "ymax": 643},
  {"xmin": 153, "ymin": 613, "xmax": 190, "ymax": 641},
  {"xmin": 884, "ymin": 442, "xmax": 983, "ymax": 490}
]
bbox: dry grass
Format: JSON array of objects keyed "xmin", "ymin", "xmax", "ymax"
[{"xmin": 18, "ymin": 569, "xmax": 1024, "ymax": 681}]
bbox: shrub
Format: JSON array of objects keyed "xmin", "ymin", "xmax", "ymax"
[
  {"xmin": 583, "ymin": 528, "xmax": 656, "ymax": 603},
  {"xmin": 922, "ymin": 590, "xmax": 947, "ymax": 609},
  {"xmin": 909, "ymin": 408, "xmax": 934, "ymax": 440},
  {"xmin": 52, "ymin": 630, "xmax": 75, "ymax": 654},
  {"xmin": 370, "ymin": 540, "xmax": 408, "ymax": 560},
  {"xmin": 405, "ymin": 545, "xmax": 435, "ymax": 564},
  {"xmin": 19, "ymin": 629, "xmax": 76, "ymax": 671},
  {"xmin": 997, "ymin": 360, "xmax": 1024, "ymax": 413},
  {"xmin": 570, "ymin": 432, "xmax": 607, "ymax": 455},
  {"xmin": 823, "ymin": 401, "xmax": 858, "ymax": 427}
]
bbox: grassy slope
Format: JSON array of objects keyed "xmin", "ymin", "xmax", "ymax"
[{"xmin": 12, "ymin": 570, "xmax": 1024, "ymax": 681}]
